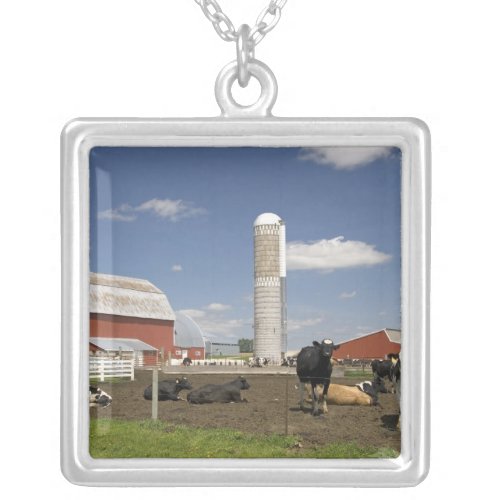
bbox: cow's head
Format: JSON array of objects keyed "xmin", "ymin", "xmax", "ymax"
[
  {"xmin": 175, "ymin": 377, "xmax": 193, "ymax": 390},
  {"xmin": 313, "ymin": 339, "xmax": 337, "ymax": 358},
  {"xmin": 238, "ymin": 376, "xmax": 250, "ymax": 390},
  {"xmin": 89, "ymin": 385, "xmax": 112, "ymax": 408},
  {"xmin": 388, "ymin": 353, "xmax": 400, "ymax": 364}
]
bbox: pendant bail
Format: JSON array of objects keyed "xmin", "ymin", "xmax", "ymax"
[
  {"xmin": 215, "ymin": 59, "xmax": 278, "ymax": 118},
  {"xmin": 236, "ymin": 24, "xmax": 254, "ymax": 88}
]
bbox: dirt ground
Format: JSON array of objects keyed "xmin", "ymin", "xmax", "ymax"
[{"xmin": 94, "ymin": 371, "xmax": 401, "ymax": 451}]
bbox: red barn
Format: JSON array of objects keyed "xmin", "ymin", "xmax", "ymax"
[
  {"xmin": 89, "ymin": 272, "xmax": 176, "ymax": 363},
  {"xmin": 333, "ymin": 328, "xmax": 401, "ymax": 361}
]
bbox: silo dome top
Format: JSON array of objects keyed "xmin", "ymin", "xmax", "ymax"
[{"xmin": 253, "ymin": 212, "xmax": 283, "ymax": 227}]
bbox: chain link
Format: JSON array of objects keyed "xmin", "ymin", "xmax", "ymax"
[{"xmin": 194, "ymin": 0, "xmax": 287, "ymax": 46}]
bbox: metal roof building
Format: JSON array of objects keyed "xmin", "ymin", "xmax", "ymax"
[
  {"xmin": 333, "ymin": 328, "xmax": 401, "ymax": 361},
  {"xmin": 89, "ymin": 272, "xmax": 177, "ymax": 364},
  {"xmin": 89, "ymin": 337, "xmax": 158, "ymax": 353},
  {"xmin": 174, "ymin": 312, "xmax": 205, "ymax": 348},
  {"xmin": 89, "ymin": 337, "xmax": 159, "ymax": 367},
  {"xmin": 89, "ymin": 272, "xmax": 175, "ymax": 321}
]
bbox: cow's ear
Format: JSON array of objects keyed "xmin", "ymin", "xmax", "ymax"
[{"xmin": 313, "ymin": 341, "xmax": 320, "ymax": 347}]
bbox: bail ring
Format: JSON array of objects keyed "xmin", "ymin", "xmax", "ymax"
[
  {"xmin": 215, "ymin": 59, "xmax": 278, "ymax": 118},
  {"xmin": 236, "ymin": 24, "xmax": 254, "ymax": 88}
]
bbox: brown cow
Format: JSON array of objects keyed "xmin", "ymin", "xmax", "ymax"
[{"xmin": 302, "ymin": 378, "xmax": 386, "ymax": 406}]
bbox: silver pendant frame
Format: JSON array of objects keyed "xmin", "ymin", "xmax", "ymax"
[{"xmin": 61, "ymin": 116, "xmax": 430, "ymax": 487}]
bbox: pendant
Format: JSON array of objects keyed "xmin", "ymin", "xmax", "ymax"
[{"xmin": 61, "ymin": 55, "xmax": 430, "ymax": 486}]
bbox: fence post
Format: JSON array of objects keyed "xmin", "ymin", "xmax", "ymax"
[
  {"xmin": 130, "ymin": 360, "xmax": 135, "ymax": 381},
  {"xmin": 152, "ymin": 368, "xmax": 158, "ymax": 420},
  {"xmin": 285, "ymin": 376, "xmax": 289, "ymax": 436},
  {"xmin": 99, "ymin": 359, "xmax": 104, "ymax": 382}
]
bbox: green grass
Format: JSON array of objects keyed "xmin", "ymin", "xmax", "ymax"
[{"xmin": 89, "ymin": 419, "xmax": 399, "ymax": 459}]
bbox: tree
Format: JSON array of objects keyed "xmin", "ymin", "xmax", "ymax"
[{"xmin": 238, "ymin": 338, "xmax": 253, "ymax": 353}]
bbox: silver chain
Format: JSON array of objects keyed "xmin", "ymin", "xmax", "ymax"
[{"xmin": 194, "ymin": 0, "xmax": 287, "ymax": 46}]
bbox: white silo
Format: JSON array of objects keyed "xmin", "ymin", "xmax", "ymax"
[{"xmin": 253, "ymin": 213, "xmax": 287, "ymax": 363}]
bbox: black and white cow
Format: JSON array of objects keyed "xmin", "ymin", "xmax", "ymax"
[
  {"xmin": 355, "ymin": 376, "xmax": 388, "ymax": 405},
  {"xmin": 187, "ymin": 376, "xmax": 250, "ymax": 404},
  {"xmin": 143, "ymin": 377, "xmax": 192, "ymax": 401},
  {"xmin": 296, "ymin": 339, "xmax": 338, "ymax": 416},
  {"xmin": 89, "ymin": 385, "xmax": 112, "ymax": 408},
  {"xmin": 371, "ymin": 353, "xmax": 400, "ymax": 391},
  {"xmin": 390, "ymin": 354, "xmax": 401, "ymax": 428}
]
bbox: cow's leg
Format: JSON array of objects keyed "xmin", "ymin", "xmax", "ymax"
[
  {"xmin": 311, "ymin": 383, "xmax": 320, "ymax": 416},
  {"xmin": 299, "ymin": 382, "xmax": 307, "ymax": 410},
  {"xmin": 322, "ymin": 381, "xmax": 330, "ymax": 414}
]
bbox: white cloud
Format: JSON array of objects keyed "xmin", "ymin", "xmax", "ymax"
[
  {"xmin": 205, "ymin": 303, "xmax": 231, "ymax": 312},
  {"xmin": 287, "ymin": 236, "xmax": 391, "ymax": 272},
  {"xmin": 178, "ymin": 308, "xmax": 206, "ymax": 319},
  {"xmin": 339, "ymin": 291, "xmax": 357, "ymax": 299},
  {"xmin": 97, "ymin": 204, "xmax": 136, "ymax": 222},
  {"xmin": 97, "ymin": 198, "xmax": 206, "ymax": 222},
  {"xmin": 178, "ymin": 307, "xmax": 245, "ymax": 339},
  {"xmin": 287, "ymin": 317, "xmax": 324, "ymax": 332},
  {"xmin": 171, "ymin": 264, "xmax": 183, "ymax": 272},
  {"xmin": 136, "ymin": 198, "xmax": 206, "ymax": 221},
  {"xmin": 300, "ymin": 147, "xmax": 394, "ymax": 170},
  {"xmin": 197, "ymin": 317, "xmax": 246, "ymax": 337}
]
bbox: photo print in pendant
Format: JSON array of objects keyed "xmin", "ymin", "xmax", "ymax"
[{"xmin": 88, "ymin": 145, "xmax": 403, "ymax": 459}]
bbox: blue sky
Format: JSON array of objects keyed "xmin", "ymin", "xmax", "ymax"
[{"xmin": 90, "ymin": 146, "xmax": 401, "ymax": 350}]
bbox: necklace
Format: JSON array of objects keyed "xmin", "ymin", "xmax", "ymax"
[
  {"xmin": 194, "ymin": 0, "xmax": 287, "ymax": 116},
  {"xmin": 60, "ymin": 0, "xmax": 430, "ymax": 487}
]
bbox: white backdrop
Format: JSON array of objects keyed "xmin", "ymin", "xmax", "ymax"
[{"xmin": 1, "ymin": 0, "xmax": 498, "ymax": 496}]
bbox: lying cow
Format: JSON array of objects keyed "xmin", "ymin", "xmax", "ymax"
[
  {"xmin": 297, "ymin": 339, "xmax": 338, "ymax": 416},
  {"xmin": 187, "ymin": 376, "xmax": 250, "ymax": 404},
  {"xmin": 89, "ymin": 385, "xmax": 112, "ymax": 408},
  {"xmin": 143, "ymin": 377, "xmax": 192, "ymax": 401},
  {"xmin": 303, "ymin": 377, "xmax": 387, "ymax": 406}
]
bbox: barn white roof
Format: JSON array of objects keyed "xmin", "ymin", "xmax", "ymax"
[
  {"xmin": 89, "ymin": 272, "xmax": 175, "ymax": 321},
  {"xmin": 90, "ymin": 337, "xmax": 158, "ymax": 352},
  {"xmin": 385, "ymin": 328, "xmax": 401, "ymax": 343}
]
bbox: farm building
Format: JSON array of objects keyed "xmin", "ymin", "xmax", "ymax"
[
  {"xmin": 89, "ymin": 272, "xmax": 176, "ymax": 360},
  {"xmin": 333, "ymin": 328, "xmax": 401, "ymax": 362},
  {"xmin": 173, "ymin": 311, "xmax": 206, "ymax": 361},
  {"xmin": 89, "ymin": 337, "xmax": 159, "ymax": 367},
  {"xmin": 205, "ymin": 340, "xmax": 240, "ymax": 357}
]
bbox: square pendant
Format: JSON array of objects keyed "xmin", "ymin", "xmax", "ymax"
[{"xmin": 61, "ymin": 117, "xmax": 430, "ymax": 486}]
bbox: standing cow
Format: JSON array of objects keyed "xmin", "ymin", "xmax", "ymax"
[
  {"xmin": 390, "ymin": 354, "xmax": 401, "ymax": 429},
  {"xmin": 371, "ymin": 353, "xmax": 400, "ymax": 393},
  {"xmin": 296, "ymin": 339, "xmax": 338, "ymax": 416}
]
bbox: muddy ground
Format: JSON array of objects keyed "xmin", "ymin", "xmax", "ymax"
[{"xmin": 93, "ymin": 371, "xmax": 400, "ymax": 451}]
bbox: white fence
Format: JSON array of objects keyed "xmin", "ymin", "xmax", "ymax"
[
  {"xmin": 89, "ymin": 358, "xmax": 134, "ymax": 381},
  {"xmin": 168, "ymin": 358, "xmax": 247, "ymax": 367}
]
